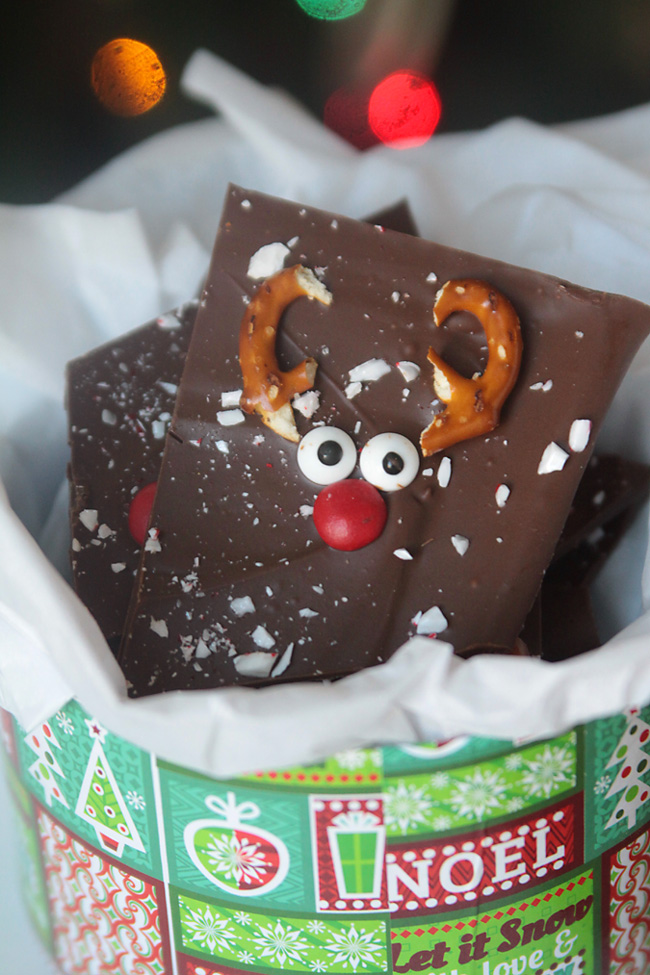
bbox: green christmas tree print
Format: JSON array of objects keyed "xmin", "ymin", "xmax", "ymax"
[
  {"xmin": 605, "ymin": 711, "xmax": 650, "ymax": 830},
  {"xmin": 74, "ymin": 718, "xmax": 145, "ymax": 858}
]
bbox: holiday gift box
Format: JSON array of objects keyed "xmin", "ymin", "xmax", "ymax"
[{"xmin": 2, "ymin": 51, "xmax": 650, "ymax": 975}]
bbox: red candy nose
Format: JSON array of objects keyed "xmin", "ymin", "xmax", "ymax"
[
  {"xmin": 313, "ymin": 479, "xmax": 387, "ymax": 551},
  {"xmin": 128, "ymin": 481, "xmax": 157, "ymax": 545}
]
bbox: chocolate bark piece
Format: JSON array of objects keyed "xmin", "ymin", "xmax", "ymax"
[
  {"xmin": 66, "ymin": 302, "xmax": 196, "ymax": 651},
  {"xmin": 119, "ymin": 184, "xmax": 650, "ymax": 696}
]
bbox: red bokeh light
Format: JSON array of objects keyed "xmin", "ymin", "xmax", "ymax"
[{"xmin": 368, "ymin": 70, "xmax": 442, "ymax": 149}]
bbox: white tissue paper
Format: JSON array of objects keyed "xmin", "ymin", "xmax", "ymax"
[{"xmin": 1, "ymin": 50, "xmax": 649, "ymax": 778}]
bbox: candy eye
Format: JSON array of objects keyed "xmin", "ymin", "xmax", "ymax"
[
  {"xmin": 359, "ymin": 433, "xmax": 420, "ymax": 491},
  {"xmin": 297, "ymin": 426, "xmax": 357, "ymax": 485}
]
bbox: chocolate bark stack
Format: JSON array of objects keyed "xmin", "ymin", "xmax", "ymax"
[{"xmin": 67, "ymin": 187, "xmax": 650, "ymax": 696}]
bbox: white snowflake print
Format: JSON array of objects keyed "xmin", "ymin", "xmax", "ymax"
[
  {"xmin": 520, "ymin": 744, "xmax": 574, "ymax": 799},
  {"xmin": 449, "ymin": 767, "xmax": 507, "ymax": 820},
  {"xmin": 430, "ymin": 771, "xmax": 450, "ymax": 790},
  {"xmin": 84, "ymin": 717, "xmax": 108, "ymax": 742},
  {"xmin": 505, "ymin": 796, "xmax": 525, "ymax": 813},
  {"xmin": 125, "ymin": 790, "xmax": 146, "ymax": 810},
  {"xmin": 205, "ymin": 832, "xmax": 269, "ymax": 886},
  {"xmin": 593, "ymin": 774, "xmax": 612, "ymax": 796},
  {"xmin": 238, "ymin": 950, "xmax": 257, "ymax": 965},
  {"xmin": 383, "ymin": 781, "xmax": 433, "ymax": 833},
  {"xmin": 310, "ymin": 962, "xmax": 329, "ymax": 973},
  {"xmin": 324, "ymin": 922, "xmax": 386, "ymax": 972},
  {"xmin": 504, "ymin": 753, "xmax": 523, "ymax": 771},
  {"xmin": 252, "ymin": 918, "xmax": 310, "ymax": 967},
  {"xmin": 432, "ymin": 814, "xmax": 452, "ymax": 831},
  {"xmin": 335, "ymin": 749, "xmax": 372, "ymax": 770},
  {"xmin": 306, "ymin": 918, "xmax": 328, "ymax": 934},
  {"xmin": 182, "ymin": 904, "xmax": 237, "ymax": 954},
  {"xmin": 233, "ymin": 910, "xmax": 253, "ymax": 926},
  {"xmin": 55, "ymin": 711, "xmax": 75, "ymax": 735}
]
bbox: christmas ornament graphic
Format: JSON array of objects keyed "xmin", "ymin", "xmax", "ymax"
[
  {"xmin": 184, "ymin": 791, "xmax": 290, "ymax": 896},
  {"xmin": 25, "ymin": 720, "xmax": 69, "ymax": 810}
]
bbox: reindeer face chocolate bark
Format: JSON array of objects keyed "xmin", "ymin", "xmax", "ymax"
[{"xmin": 118, "ymin": 185, "xmax": 650, "ymax": 695}]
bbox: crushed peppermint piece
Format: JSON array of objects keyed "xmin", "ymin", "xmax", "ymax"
[
  {"xmin": 426, "ymin": 271, "xmax": 438, "ymax": 283},
  {"xmin": 414, "ymin": 605, "xmax": 448, "ymax": 635},
  {"xmin": 156, "ymin": 312, "xmax": 180, "ymax": 329},
  {"xmin": 157, "ymin": 381, "xmax": 178, "ymax": 395},
  {"xmin": 312, "ymin": 584, "xmax": 324, "ymax": 595},
  {"xmin": 97, "ymin": 524, "xmax": 115, "ymax": 539},
  {"xmin": 538, "ymin": 442, "xmax": 569, "ymax": 475},
  {"xmin": 221, "ymin": 389, "xmax": 242, "ymax": 408},
  {"xmin": 299, "ymin": 607, "xmax": 319, "ymax": 618},
  {"xmin": 101, "ymin": 409, "xmax": 117, "ymax": 426},
  {"xmin": 495, "ymin": 484, "xmax": 510, "ymax": 508},
  {"xmin": 451, "ymin": 535, "xmax": 470, "ymax": 556},
  {"xmin": 437, "ymin": 457, "xmax": 452, "ymax": 488},
  {"xmin": 293, "ymin": 390, "xmax": 321, "ymax": 418},
  {"xmin": 151, "ymin": 419, "xmax": 166, "ymax": 439},
  {"xmin": 593, "ymin": 489, "xmax": 606, "ymax": 506},
  {"xmin": 345, "ymin": 381, "xmax": 362, "ymax": 399},
  {"xmin": 568, "ymin": 418, "xmax": 591, "ymax": 453},
  {"xmin": 391, "ymin": 291, "xmax": 401, "ymax": 303},
  {"xmin": 241, "ymin": 198, "xmax": 252, "ymax": 209},
  {"xmin": 348, "ymin": 358, "xmax": 391, "ymax": 383},
  {"xmin": 195, "ymin": 638, "xmax": 211, "ymax": 659},
  {"xmin": 393, "ymin": 548, "xmax": 413, "ymax": 560},
  {"xmin": 215, "ymin": 440, "xmax": 229, "ymax": 454},
  {"xmin": 230, "ymin": 595, "xmax": 256, "ymax": 616},
  {"xmin": 271, "ymin": 643, "xmax": 294, "ymax": 677},
  {"xmin": 287, "ymin": 235, "xmax": 299, "ymax": 248},
  {"xmin": 71, "ymin": 538, "xmax": 81, "ymax": 552},
  {"xmin": 217, "ymin": 408, "xmax": 245, "ymax": 426},
  {"xmin": 299, "ymin": 504, "xmax": 314, "ymax": 518},
  {"xmin": 79, "ymin": 509, "xmax": 98, "ymax": 532},
  {"xmin": 233, "ymin": 651, "xmax": 277, "ymax": 678},
  {"xmin": 111, "ymin": 562, "xmax": 127, "ymax": 573},
  {"xmin": 575, "ymin": 330, "xmax": 584, "ymax": 338},
  {"xmin": 247, "ymin": 242, "xmax": 290, "ymax": 279},
  {"xmin": 150, "ymin": 617, "xmax": 168, "ymax": 638},
  {"xmin": 396, "ymin": 360, "xmax": 421, "ymax": 383},
  {"xmin": 144, "ymin": 528, "xmax": 162, "ymax": 553},
  {"xmin": 252, "ymin": 625, "xmax": 276, "ymax": 649},
  {"xmin": 530, "ymin": 379, "xmax": 553, "ymax": 391}
]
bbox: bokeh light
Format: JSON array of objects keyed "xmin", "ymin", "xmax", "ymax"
[
  {"xmin": 295, "ymin": 0, "xmax": 366, "ymax": 21},
  {"xmin": 323, "ymin": 85, "xmax": 379, "ymax": 150},
  {"xmin": 91, "ymin": 39, "xmax": 166, "ymax": 117},
  {"xmin": 368, "ymin": 70, "xmax": 441, "ymax": 149}
]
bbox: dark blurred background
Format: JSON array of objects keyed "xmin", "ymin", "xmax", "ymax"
[{"xmin": 2, "ymin": 0, "xmax": 650, "ymax": 204}]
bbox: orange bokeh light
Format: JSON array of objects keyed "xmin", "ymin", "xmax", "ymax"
[
  {"xmin": 91, "ymin": 39, "xmax": 166, "ymax": 117},
  {"xmin": 368, "ymin": 70, "xmax": 441, "ymax": 149}
]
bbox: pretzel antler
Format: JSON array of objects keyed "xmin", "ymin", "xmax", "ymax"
[
  {"xmin": 239, "ymin": 265, "xmax": 332, "ymax": 442},
  {"xmin": 420, "ymin": 279, "xmax": 523, "ymax": 456}
]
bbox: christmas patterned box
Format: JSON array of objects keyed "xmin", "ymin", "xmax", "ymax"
[{"xmin": 4, "ymin": 700, "xmax": 650, "ymax": 974}]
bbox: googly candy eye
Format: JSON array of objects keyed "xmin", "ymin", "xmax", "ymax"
[
  {"xmin": 297, "ymin": 426, "xmax": 357, "ymax": 485},
  {"xmin": 359, "ymin": 433, "xmax": 420, "ymax": 491}
]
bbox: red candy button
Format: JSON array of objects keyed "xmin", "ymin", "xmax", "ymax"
[
  {"xmin": 313, "ymin": 479, "xmax": 387, "ymax": 551},
  {"xmin": 128, "ymin": 482, "xmax": 157, "ymax": 545}
]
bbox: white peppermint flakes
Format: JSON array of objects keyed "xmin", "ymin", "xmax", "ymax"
[
  {"xmin": 293, "ymin": 390, "xmax": 321, "ymax": 418},
  {"xmin": 247, "ymin": 242, "xmax": 290, "ymax": 279},
  {"xmin": 568, "ymin": 418, "xmax": 591, "ymax": 453},
  {"xmin": 217, "ymin": 408, "xmax": 245, "ymax": 427},
  {"xmin": 495, "ymin": 484, "xmax": 510, "ymax": 508},
  {"xmin": 538, "ymin": 442, "xmax": 569, "ymax": 475},
  {"xmin": 101, "ymin": 409, "xmax": 117, "ymax": 426},
  {"xmin": 150, "ymin": 617, "xmax": 168, "ymax": 638},
  {"xmin": 233, "ymin": 651, "xmax": 277, "ymax": 678},
  {"xmin": 221, "ymin": 389, "xmax": 242, "ymax": 408},
  {"xmin": 111, "ymin": 562, "xmax": 127, "ymax": 573},
  {"xmin": 79, "ymin": 509, "xmax": 99, "ymax": 532},
  {"xmin": 396, "ymin": 360, "xmax": 421, "ymax": 383},
  {"xmin": 393, "ymin": 548, "xmax": 413, "ymax": 561},
  {"xmin": 414, "ymin": 605, "xmax": 448, "ymax": 635},
  {"xmin": 345, "ymin": 381, "xmax": 363, "ymax": 400},
  {"xmin": 529, "ymin": 379, "xmax": 553, "ymax": 392},
  {"xmin": 230, "ymin": 595, "xmax": 256, "ymax": 617},
  {"xmin": 451, "ymin": 535, "xmax": 470, "ymax": 556},
  {"xmin": 252, "ymin": 625, "xmax": 276, "ymax": 649},
  {"xmin": 272, "ymin": 643, "xmax": 294, "ymax": 677},
  {"xmin": 348, "ymin": 358, "xmax": 391, "ymax": 383},
  {"xmin": 437, "ymin": 457, "xmax": 452, "ymax": 488}
]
